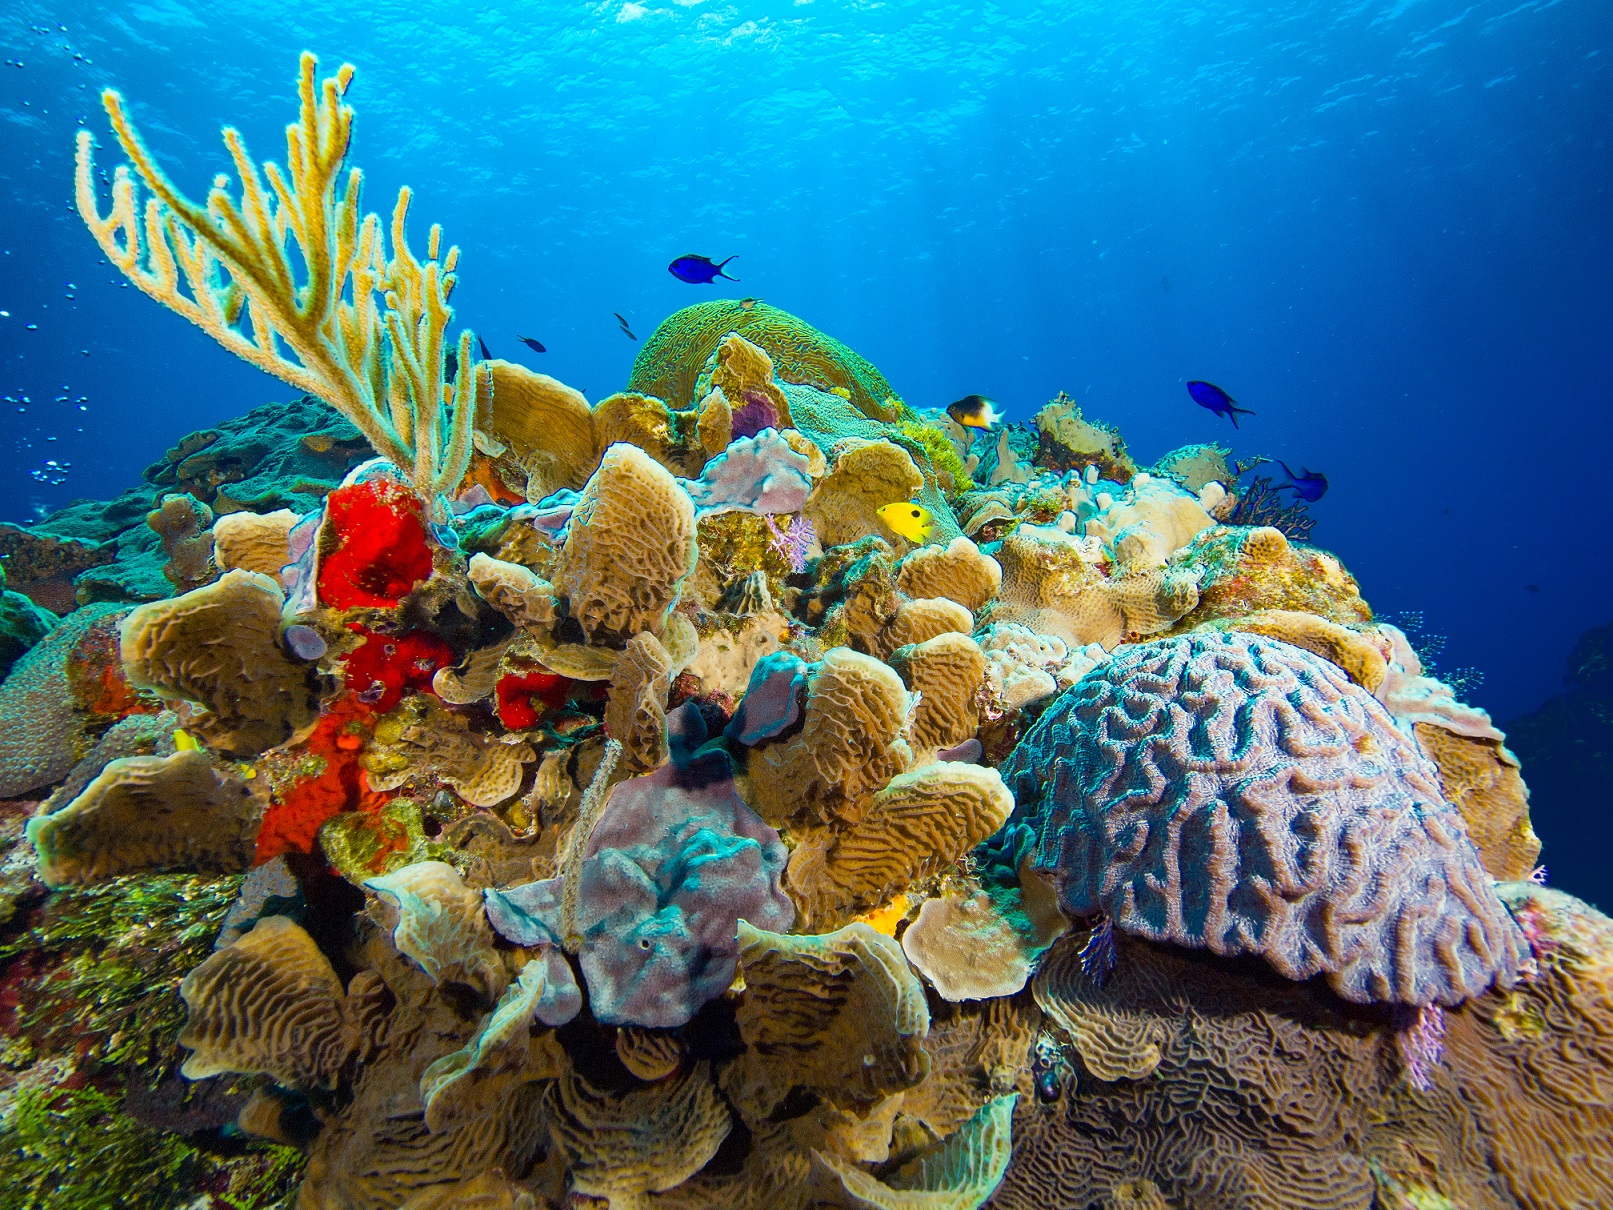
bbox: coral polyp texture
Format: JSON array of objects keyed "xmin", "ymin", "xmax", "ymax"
[
  {"xmin": 1001, "ymin": 630, "xmax": 1526, "ymax": 1006},
  {"xmin": 2, "ymin": 54, "xmax": 1606, "ymax": 1210}
]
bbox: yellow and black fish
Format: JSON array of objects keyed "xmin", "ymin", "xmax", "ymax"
[
  {"xmin": 877, "ymin": 502, "xmax": 936, "ymax": 544},
  {"xmin": 946, "ymin": 394, "xmax": 1004, "ymax": 429}
]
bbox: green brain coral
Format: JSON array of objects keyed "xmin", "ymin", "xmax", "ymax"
[{"xmin": 629, "ymin": 300, "xmax": 906, "ymax": 423}]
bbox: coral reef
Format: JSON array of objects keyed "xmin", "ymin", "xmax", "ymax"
[{"xmin": 1, "ymin": 62, "xmax": 1599, "ymax": 1204}]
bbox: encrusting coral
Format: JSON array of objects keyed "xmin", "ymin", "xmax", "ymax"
[{"xmin": 5, "ymin": 50, "xmax": 1604, "ymax": 1209}]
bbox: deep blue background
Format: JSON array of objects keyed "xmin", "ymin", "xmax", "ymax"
[{"xmin": 2, "ymin": 2, "xmax": 1610, "ymax": 893}]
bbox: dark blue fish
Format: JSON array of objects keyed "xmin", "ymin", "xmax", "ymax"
[
  {"xmin": 478, "ymin": 336, "xmax": 492, "ymax": 361},
  {"xmin": 518, "ymin": 335, "xmax": 546, "ymax": 354},
  {"xmin": 668, "ymin": 254, "xmax": 739, "ymax": 284},
  {"xmin": 1186, "ymin": 380, "xmax": 1256, "ymax": 428},
  {"xmin": 614, "ymin": 312, "xmax": 638, "ymax": 340},
  {"xmin": 1278, "ymin": 461, "xmax": 1328, "ymax": 502}
]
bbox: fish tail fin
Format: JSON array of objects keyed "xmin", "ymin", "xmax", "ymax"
[
  {"xmin": 1277, "ymin": 460, "xmax": 1296, "ymax": 481},
  {"xmin": 1230, "ymin": 404, "xmax": 1256, "ymax": 427},
  {"xmin": 717, "ymin": 255, "xmax": 740, "ymax": 281}
]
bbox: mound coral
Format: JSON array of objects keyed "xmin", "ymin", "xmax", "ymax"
[
  {"xmin": 1001, "ymin": 630, "xmax": 1525, "ymax": 1006},
  {"xmin": 1032, "ymin": 394, "xmax": 1135, "ymax": 482},
  {"xmin": 631, "ymin": 300, "xmax": 903, "ymax": 421}
]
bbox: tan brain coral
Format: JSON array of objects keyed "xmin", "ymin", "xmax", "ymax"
[
  {"xmin": 896, "ymin": 536, "xmax": 1002, "ymax": 613},
  {"xmin": 480, "ymin": 360, "xmax": 598, "ymax": 497},
  {"xmin": 120, "ymin": 569, "xmax": 323, "ymax": 756},
  {"xmin": 701, "ymin": 332, "xmax": 794, "ymax": 431},
  {"xmin": 551, "ymin": 443, "xmax": 698, "ymax": 646},
  {"xmin": 724, "ymin": 920, "xmax": 932, "ymax": 1122},
  {"xmin": 817, "ymin": 1093, "xmax": 1018, "ymax": 1210},
  {"xmin": 178, "ymin": 914, "xmax": 356, "ymax": 1089},
  {"xmin": 545, "ymin": 1061, "xmax": 732, "ymax": 1207},
  {"xmin": 592, "ymin": 390, "xmax": 709, "ymax": 478},
  {"xmin": 887, "ymin": 632, "xmax": 988, "ymax": 757},
  {"xmin": 211, "ymin": 507, "xmax": 300, "ymax": 575},
  {"xmin": 744, "ymin": 647, "xmax": 913, "ymax": 830},
  {"xmin": 1411, "ymin": 724, "xmax": 1541, "ymax": 881},
  {"xmin": 605, "ymin": 630, "xmax": 674, "ymax": 772},
  {"xmin": 886, "ymin": 597, "xmax": 975, "ymax": 653},
  {"xmin": 807, "ymin": 438, "xmax": 927, "ymax": 551},
  {"xmin": 786, "ymin": 762, "xmax": 1014, "ymax": 930},
  {"xmin": 26, "ymin": 748, "xmax": 262, "ymax": 885}
]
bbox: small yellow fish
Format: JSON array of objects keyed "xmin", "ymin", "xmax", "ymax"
[
  {"xmin": 877, "ymin": 502, "xmax": 936, "ymax": 544},
  {"xmin": 739, "ymin": 297, "xmax": 759, "ymax": 311},
  {"xmin": 856, "ymin": 893, "xmax": 910, "ymax": 937},
  {"xmin": 173, "ymin": 729, "xmax": 201, "ymax": 752},
  {"xmin": 946, "ymin": 394, "xmax": 1004, "ymax": 429}
]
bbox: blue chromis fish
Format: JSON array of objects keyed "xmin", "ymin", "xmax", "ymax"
[
  {"xmin": 946, "ymin": 394, "xmax": 1003, "ymax": 429},
  {"xmin": 669, "ymin": 254, "xmax": 739, "ymax": 284},
  {"xmin": 1186, "ymin": 380, "xmax": 1256, "ymax": 428},
  {"xmin": 478, "ymin": 335, "xmax": 492, "ymax": 361},
  {"xmin": 877, "ymin": 502, "xmax": 937, "ymax": 544},
  {"xmin": 1279, "ymin": 461, "xmax": 1328, "ymax": 502},
  {"xmin": 614, "ymin": 312, "xmax": 638, "ymax": 340},
  {"xmin": 518, "ymin": 335, "xmax": 546, "ymax": 354}
]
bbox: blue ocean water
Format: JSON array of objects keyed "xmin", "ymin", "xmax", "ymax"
[{"xmin": 1, "ymin": 1, "xmax": 1609, "ymax": 893}]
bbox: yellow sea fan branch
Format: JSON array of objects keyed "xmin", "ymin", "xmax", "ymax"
[{"xmin": 73, "ymin": 51, "xmax": 478, "ymax": 503}]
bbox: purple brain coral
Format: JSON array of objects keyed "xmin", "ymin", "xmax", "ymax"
[{"xmin": 1000, "ymin": 630, "xmax": 1526, "ymax": 1006}]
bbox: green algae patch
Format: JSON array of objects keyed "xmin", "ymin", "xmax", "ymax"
[
  {"xmin": 1, "ymin": 872, "xmax": 242, "ymax": 1077},
  {"xmin": 0, "ymin": 1085, "xmax": 304, "ymax": 1210},
  {"xmin": 897, "ymin": 421, "xmax": 975, "ymax": 494}
]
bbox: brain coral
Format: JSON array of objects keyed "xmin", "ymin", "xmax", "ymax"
[
  {"xmin": 999, "ymin": 631, "xmax": 1525, "ymax": 1006},
  {"xmin": 0, "ymin": 602, "xmax": 128, "ymax": 797},
  {"xmin": 1443, "ymin": 882, "xmax": 1613, "ymax": 1208},
  {"xmin": 551, "ymin": 443, "xmax": 698, "ymax": 646},
  {"xmin": 629, "ymin": 300, "xmax": 903, "ymax": 422},
  {"xmin": 994, "ymin": 928, "xmax": 1389, "ymax": 1210},
  {"xmin": 27, "ymin": 749, "xmax": 262, "ymax": 885},
  {"xmin": 120, "ymin": 569, "xmax": 323, "ymax": 756}
]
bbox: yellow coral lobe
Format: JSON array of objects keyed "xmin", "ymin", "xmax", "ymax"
[
  {"xmin": 173, "ymin": 728, "xmax": 201, "ymax": 752},
  {"xmin": 857, "ymin": 893, "xmax": 910, "ymax": 937}
]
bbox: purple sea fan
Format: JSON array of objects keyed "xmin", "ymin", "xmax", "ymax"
[
  {"xmin": 766, "ymin": 514, "xmax": 816, "ymax": 573},
  {"xmin": 1078, "ymin": 916, "xmax": 1117, "ymax": 986},
  {"xmin": 1395, "ymin": 1003, "xmax": 1446, "ymax": 1092}
]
